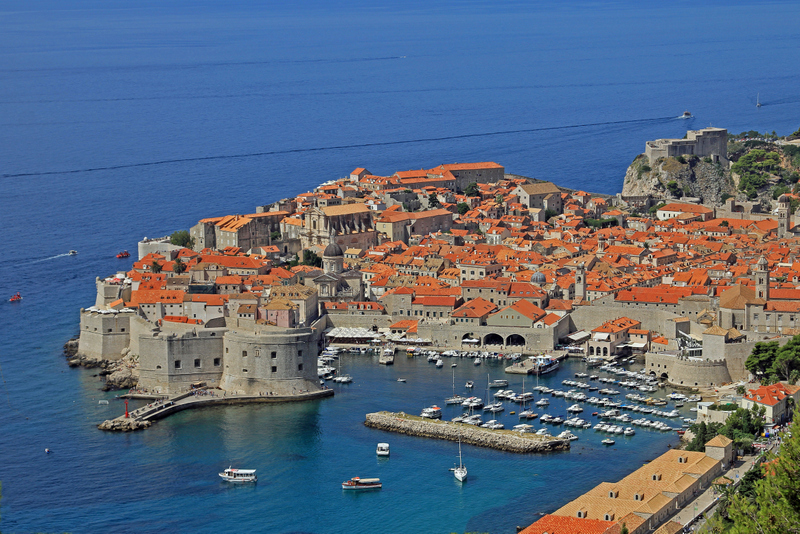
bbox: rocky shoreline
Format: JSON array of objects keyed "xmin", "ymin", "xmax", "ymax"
[
  {"xmin": 365, "ymin": 411, "xmax": 570, "ymax": 453},
  {"xmin": 63, "ymin": 338, "xmax": 139, "ymax": 391}
]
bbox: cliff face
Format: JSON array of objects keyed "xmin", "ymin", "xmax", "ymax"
[{"xmin": 622, "ymin": 154, "xmax": 736, "ymax": 206}]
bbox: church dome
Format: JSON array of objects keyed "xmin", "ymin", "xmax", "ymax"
[
  {"xmin": 778, "ymin": 194, "xmax": 790, "ymax": 204},
  {"xmin": 531, "ymin": 271, "xmax": 546, "ymax": 284},
  {"xmin": 323, "ymin": 242, "xmax": 344, "ymax": 258}
]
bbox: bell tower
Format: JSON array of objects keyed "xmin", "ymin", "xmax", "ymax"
[{"xmin": 755, "ymin": 256, "xmax": 770, "ymax": 301}]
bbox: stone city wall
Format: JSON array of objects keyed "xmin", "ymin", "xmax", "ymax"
[
  {"xmin": 77, "ymin": 310, "xmax": 133, "ymax": 362},
  {"xmin": 220, "ymin": 326, "xmax": 321, "ymax": 395}
]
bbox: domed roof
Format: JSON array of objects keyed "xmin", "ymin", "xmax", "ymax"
[
  {"xmin": 323, "ymin": 242, "xmax": 344, "ymax": 257},
  {"xmin": 778, "ymin": 194, "xmax": 790, "ymax": 203},
  {"xmin": 531, "ymin": 271, "xmax": 546, "ymax": 284}
]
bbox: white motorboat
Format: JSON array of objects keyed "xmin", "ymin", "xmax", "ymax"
[
  {"xmin": 557, "ymin": 430, "xmax": 579, "ymax": 441},
  {"xmin": 435, "ymin": 359, "xmax": 444, "ymax": 368},
  {"xmin": 465, "ymin": 381, "xmax": 474, "ymax": 388},
  {"xmin": 219, "ymin": 467, "xmax": 257, "ymax": 483},
  {"xmin": 446, "ymin": 395, "xmax": 467, "ymax": 405},
  {"xmin": 342, "ymin": 477, "xmax": 382, "ymax": 490},
  {"xmin": 488, "ymin": 379, "xmax": 508, "ymax": 388},
  {"xmin": 376, "ymin": 443, "xmax": 390, "ymax": 457},
  {"xmin": 602, "ymin": 439, "xmax": 615, "ymax": 445},
  {"xmin": 567, "ymin": 404, "xmax": 583, "ymax": 413},
  {"xmin": 421, "ymin": 406, "xmax": 442, "ymax": 419},
  {"xmin": 535, "ymin": 398, "xmax": 549, "ymax": 407},
  {"xmin": 624, "ymin": 427, "xmax": 635, "ymax": 436},
  {"xmin": 474, "ymin": 358, "xmax": 482, "ymax": 366},
  {"xmin": 518, "ymin": 409, "xmax": 538, "ymax": 420}
]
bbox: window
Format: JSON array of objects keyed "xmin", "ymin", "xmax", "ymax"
[
  {"xmin": 214, "ymin": 358, "xmax": 221, "ymax": 367},
  {"xmin": 242, "ymin": 350, "xmax": 247, "ymax": 357},
  {"xmin": 174, "ymin": 360, "xmax": 182, "ymax": 369},
  {"xmin": 271, "ymin": 351, "xmax": 277, "ymax": 358},
  {"xmin": 243, "ymin": 369, "xmax": 248, "ymax": 373},
  {"xmin": 156, "ymin": 365, "xmax": 162, "ymax": 370},
  {"xmin": 297, "ymin": 350, "xmax": 303, "ymax": 358},
  {"xmin": 298, "ymin": 363, "xmax": 303, "ymax": 371},
  {"xmin": 194, "ymin": 359, "xmax": 201, "ymax": 368},
  {"xmin": 271, "ymin": 366, "xmax": 277, "ymax": 373},
  {"xmin": 121, "ymin": 328, "xmax": 126, "ymax": 332}
]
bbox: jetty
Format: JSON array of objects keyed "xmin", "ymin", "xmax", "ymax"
[
  {"xmin": 364, "ymin": 411, "xmax": 569, "ymax": 453},
  {"xmin": 98, "ymin": 388, "xmax": 334, "ymax": 431}
]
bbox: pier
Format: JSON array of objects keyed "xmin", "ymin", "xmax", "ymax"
[
  {"xmin": 504, "ymin": 351, "xmax": 568, "ymax": 375},
  {"xmin": 365, "ymin": 411, "xmax": 570, "ymax": 453},
  {"xmin": 99, "ymin": 388, "xmax": 334, "ymax": 431}
]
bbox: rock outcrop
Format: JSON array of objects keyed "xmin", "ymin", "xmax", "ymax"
[
  {"xmin": 622, "ymin": 154, "xmax": 735, "ymax": 206},
  {"xmin": 365, "ymin": 412, "xmax": 569, "ymax": 453},
  {"xmin": 98, "ymin": 417, "xmax": 151, "ymax": 432},
  {"xmin": 65, "ymin": 342, "xmax": 139, "ymax": 390}
]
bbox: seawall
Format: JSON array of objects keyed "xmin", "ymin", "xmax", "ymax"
[{"xmin": 364, "ymin": 411, "xmax": 570, "ymax": 453}]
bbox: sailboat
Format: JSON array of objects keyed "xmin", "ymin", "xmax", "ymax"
[
  {"xmin": 756, "ymin": 93, "xmax": 761, "ymax": 108},
  {"xmin": 445, "ymin": 367, "xmax": 466, "ymax": 405},
  {"xmin": 453, "ymin": 435, "xmax": 467, "ymax": 482},
  {"xmin": 518, "ymin": 376, "xmax": 537, "ymax": 420}
]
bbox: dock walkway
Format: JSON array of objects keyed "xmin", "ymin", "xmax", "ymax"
[{"xmin": 99, "ymin": 388, "xmax": 334, "ymax": 431}]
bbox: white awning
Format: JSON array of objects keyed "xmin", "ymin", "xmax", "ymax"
[
  {"xmin": 593, "ymin": 332, "xmax": 610, "ymax": 341},
  {"xmin": 628, "ymin": 342, "xmax": 647, "ymax": 349},
  {"xmin": 566, "ymin": 331, "xmax": 590, "ymax": 342}
]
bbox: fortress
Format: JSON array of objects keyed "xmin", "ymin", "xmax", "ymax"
[{"xmin": 645, "ymin": 127, "xmax": 728, "ymax": 164}]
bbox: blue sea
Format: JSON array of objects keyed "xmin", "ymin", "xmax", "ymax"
[{"xmin": 1, "ymin": 1, "xmax": 799, "ymax": 532}]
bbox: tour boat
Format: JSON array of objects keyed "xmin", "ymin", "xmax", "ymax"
[
  {"xmin": 680, "ymin": 110, "xmax": 692, "ymax": 119},
  {"xmin": 9, "ymin": 292, "xmax": 22, "ymax": 303},
  {"xmin": 488, "ymin": 379, "xmax": 509, "ymax": 388},
  {"xmin": 421, "ymin": 405, "xmax": 442, "ymax": 419},
  {"xmin": 530, "ymin": 356, "xmax": 559, "ymax": 376},
  {"xmin": 219, "ymin": 467, "xmax": 257, "ymax": 483},
  {"xmin": 376, "ymin": 443, "xmax": 390, "ymax": 457},
  {"xmin": 342, "ymin": 477, "xmax": 382, "ymax": 490},
  {"xmin": 68, "ymin": 250, "xmax": 78, "ymax": 255},
  {"xmin": 116, "ymin": 250, "xmax": 130, "ymax": 258}
]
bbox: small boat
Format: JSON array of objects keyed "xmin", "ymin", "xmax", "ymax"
[
  {"xmin": 9, "ymin": 292, "xmax": 22, "ymax": 303},
  {"xmin": 45, "ymin": 448, "xmax": 52, "ymax": 454},
  {"xmin": 454, "ymin": 436, "xmax": 467, "ymax": 482},
  {"xmin": 342, "ymin": 477, "xmax": 382, "ymax": 490},
  {"xmin": 376, "ymin": 443, "xmax": 390, "ymax": 457},
  {"xmin": 68, "ymin": 250, "xmax": 78, "ymax": 255},
  {"xmin": 756, "ymin": 93, "xmax": 761, "ymax": 108},
  {"xmin": 474, "ymin": 358, "xmax": 482, "ymax": 366},
  {"xmin": 535, "ymin": 398, "xmax": 549, "ymax": 407},
  {"xmin": 421, "ymin": 406, "xmax": 442, "ymax": 419},
  {"xmin": 489, "ymin": 379, "xmax": 509, "ymax": 388},
  {"xmin": 116, "ymin": 250, "xmax": 130, "ymax": 258},
  {"xmin": 435, "ymin": 359, "xmax": 444, "ymax": 368},
  {"xmin": 465, "ymin": 381, "xmax": 474, "ymax": 389},
  {"xmin": 680, "ymin": 110, "xmax": 692, "ymax": 119},
  {"xmin": 397, "ymin": 378, "xmax": 406, "ymax": 383},
  {"xmin": 219, "ymin": 467, "xmax": 257, "ymax": 483},
  {"xmin": 602, "ymin": 439, "xmax": 615, "ymax": 446}
]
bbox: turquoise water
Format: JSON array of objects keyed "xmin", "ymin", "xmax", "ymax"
[{"xmin": 1, "ymin": 1, "xmax": 799, "ymax": 532}]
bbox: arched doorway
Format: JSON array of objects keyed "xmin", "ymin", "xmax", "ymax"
[
  {"xmin": 484, "ymin": 333, "xmax": 504, "ymax": 346},
  {"xmin": 506, "ymin": 334, "xmax": 525, "ymax": 346}
]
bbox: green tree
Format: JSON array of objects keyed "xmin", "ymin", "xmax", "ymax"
[
  {"xmin": 649, "ymin": 202, "xmax": 666, "ymax": 215},
  {"xmin": 726, "ymin": 419, "xmax": 800, "ymax": 533},
  {"xmin": 302, "ymin": 250, "xmax": 322, "ymax": 267},
  {"xmin": 173, "ymin": 257, "xmax": 187, "ymax": 274},
  {"xmin": 746, "ymin": 341, "xmax": 779, "ymax": 377},
  {"xmin": 170, "ymin": 229, "xmax": 195, "ymax": 249},
  {"xmin": 270, "ymin": 230, "xmax": 282, "ymax": 241},
  {"xmin": 495, "ymin": 194, "xmax": 504, "ymax": 204},
  {"xmin": 151, "ymin": 260, "xmax": 163, "ymax": 273},
  {"xmin": 428, "ymin": 192, "xmax": 440, "ymax": 208},
  {"xmin": 464, "ymin": 182, "xmax": 480, "ymax": 197},
  {"xmin": 544, "ymin": 209, "xmax": 558, "ymax": 220},
  {"xmin": 456, "ymin": 202, "xmax": 470, "ymax": 215}
]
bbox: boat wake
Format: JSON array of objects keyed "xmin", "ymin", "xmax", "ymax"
[{"xmin": 24, "ymin": 253, "xmax": 72, "ymax": 265}]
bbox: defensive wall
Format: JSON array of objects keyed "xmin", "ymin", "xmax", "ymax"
[
  {"xmin": 138, "ymin": 323, "xmax": 226, "ymax": 394},
  {"xmin": 570, "ymin": 304, "xmax": 689, "ymax": 340},
  {"xmin": 77, "ymin": 309, "xmax": 135, "ymax": 361},
  {"xmin": 220, "ymin": 322, "xmax": 321, "ymax": 396},
  {"xmin": 417, "ymin": 318, "xmax": 567, "ymax": 352},
  {"xmin": 94, "ymin": 276, "xmax": 131, "ymax": 308}
]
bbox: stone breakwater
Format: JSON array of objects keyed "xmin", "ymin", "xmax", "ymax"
[{"xmin": 365, "ymin": 412, "xmax": 570, "ymax": 453}]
